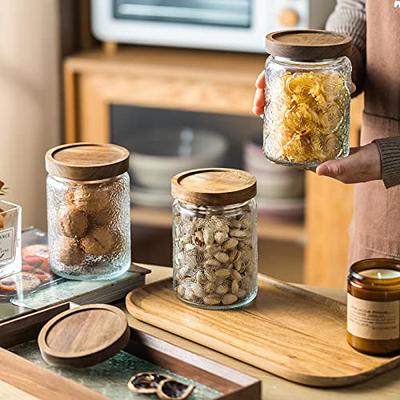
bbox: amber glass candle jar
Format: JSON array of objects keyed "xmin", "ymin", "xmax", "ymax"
[{"xmin": 347, "ymin": 259, "xmax": 400, "ymax": 355}]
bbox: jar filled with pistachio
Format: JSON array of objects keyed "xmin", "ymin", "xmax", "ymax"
[
  {"xmin": 171, "ymin": 168, "xmax": 258, "ymax": 309},
  {"xmin": 263, "ymin": 30, "xmax": 352, "ymax": 168},
  {"xmin": 46, "ymin": 143, "xmax": 131, "ymax": 280}
]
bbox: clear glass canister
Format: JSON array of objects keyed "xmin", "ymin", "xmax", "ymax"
[
  {"xmin": 46, "ymin": 143, "xmax": 131, "ymax": 280},
  {"xmin": 171, "ymin": 168, "xmax": 258, "ymax": 310},
  {"xmin": 263, "ymin": 30, "xmax": 352, "ymax": 168}
]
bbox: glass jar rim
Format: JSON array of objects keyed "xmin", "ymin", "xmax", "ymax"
[
  {"xmin": 268, "ymin": 55, "xmax": 348, "ymax": 65},
  {"xmin": 48, "ymin": 172, "xmax": 126, "ymax": 185},
  {"xmin": 174, "ymin": 198, "xmax": 254, "ymax": 212},
  {"xmin": 348, "ymin": 258, "xmax": 400, "ymax": 289},
  {"xmin": 0, "ymin": 200, "xmax": 21, "ymax": 213}
]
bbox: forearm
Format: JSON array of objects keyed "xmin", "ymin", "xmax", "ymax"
[
  {"xmin": 326, "ymin": 0, "xmax": 366, "ymax": 96},
  {"xmin": 374, "ymin": 137, "xmax": 400, "ymax": 188}
]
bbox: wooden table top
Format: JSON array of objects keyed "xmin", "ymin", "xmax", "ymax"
[{"xmin": 123, "ymin": 265, "xmax": 400, "ymax": 400}]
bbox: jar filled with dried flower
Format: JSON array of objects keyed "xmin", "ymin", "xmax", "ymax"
[{"xmin": 263, "ymin": 30, "xmax": 352, "ymax": 168}]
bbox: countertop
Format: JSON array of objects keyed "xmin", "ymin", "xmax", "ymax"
[{"xmin": 123, "ymin": 264, "xmax": 400, "ymax": 400}]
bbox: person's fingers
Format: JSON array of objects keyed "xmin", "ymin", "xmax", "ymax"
[
  {"xmin": 316, "ymin": 143, "xmax": 381, "ymax": 184},
  {"xmin": 315, "ymin": 162, "xmax": 331, "ymax": 177},
  {"xmin": 316, "ymin": 157, "xmax": 355, "ymax": 183},
  {"xmin": 316, "ymin": 147, "xmax": 363, "ymax": 183},
  {"xmin": 351, "ymin": 82, "xmax": 356, "ymax": 94},
  {"xmin": 253, "ymin": 88, "xmax": 265, "ymax": 107},
  {"xmin": 253, "ymin": 71, "xmax": 266, "ymax": 116},
  {"xmin": 255, "ymin": 70, "xmax": 266, "ymax": 89},
  {"xmin": 252, "ymin": 105, "xmax": 264, "ymax": 116}
]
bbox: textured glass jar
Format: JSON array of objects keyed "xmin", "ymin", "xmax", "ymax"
[
  {"xmin": 46, "ymin": 143, "xmax": 131, "ymax": 280},
  {"xmin": 171, "ymin": 168, "xmax": 258, "ymax": 310},
  {"xmin": 263, "ymin": 30, "xmax": 352, "ymax": 169}
]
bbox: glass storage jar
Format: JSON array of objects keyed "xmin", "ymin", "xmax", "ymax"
[
  {"xmin": 171, "ymin": 168, "xmax": 258, "ymax": 310},
  {"xmin": 46, "ymin": 143, "xmax": 131, "ymax": 280},
  {"xmin": 263, "ymin": 30, "xmax": 352, "ymax": 168},
  {"xmin": 347, "ymin": 259, "xmax": 400, "ymax": 355}
]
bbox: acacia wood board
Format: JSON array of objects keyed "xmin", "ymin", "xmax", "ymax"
[
  {"xmin": 38, "ymin": 304, "xmax": 130, "ymax": 368},
  {"xmin": 126, "ymin": 275, "xmax": 400, "ymax": 387}
]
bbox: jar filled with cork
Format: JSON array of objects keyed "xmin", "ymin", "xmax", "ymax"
[{"xmin": 45, "ymin": 143, "xmax": 131, "ymax": 280}]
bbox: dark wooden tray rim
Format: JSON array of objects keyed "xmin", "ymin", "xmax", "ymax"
[{"xmin": 0, "ymin": 302, "xmax": 261, "ymax": 400}]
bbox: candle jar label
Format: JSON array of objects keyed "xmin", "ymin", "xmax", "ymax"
[{"xmin": 347, "ymin": 294, "xmax": 400, "ymax": 340}]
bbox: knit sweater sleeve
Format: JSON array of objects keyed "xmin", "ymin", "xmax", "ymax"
[
  {"xmin": 326, "ymin": 0, "xmax": 366, "ymax": 97},
  {"xmin": 374, "ymin": 138, "xmax": 400, "ymax": 188}
]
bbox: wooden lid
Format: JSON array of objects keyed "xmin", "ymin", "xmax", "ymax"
[
  {"xmin": 38, "ymin": 304, "xmax": 130, "ymax": 368},
  {"xmin": 265, "ymin": 29, "xmax": 352, "ymax": 61},
  {"xmin": 171, "ymin": 168, "xmax": 257, "ymax": 206},
  {"xmin": 46, "ymin": 143, "xmax": 130, "ymax": 180}
]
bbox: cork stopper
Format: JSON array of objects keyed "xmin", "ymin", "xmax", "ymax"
[{"xmin": 171, "ymin": 168, "xmax": 257, "ymax": 207}]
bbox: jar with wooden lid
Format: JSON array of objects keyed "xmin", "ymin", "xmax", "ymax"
[
  {"xmin": 263, "ymin": 30, "xmax": 352, "ymax": 168},
  {"xmin": 46, "ymin": 143, "xmax": 131, "ymax": 280},
  {"xmin": 171, "ymin": 168, "xmax": 258, "ymax": 310},
  {"xmin": 347, "ymin": 259, "xmax": 400, "ymax": 355}
]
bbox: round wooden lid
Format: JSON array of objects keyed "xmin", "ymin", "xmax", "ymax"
[
  {"xmin": 171, "ymin": 168, "xmax": 257, "ymax": 206},
  {"xmin": 265, "ymin": 29, "xmax": 352, "ymax": 61},
  {"xmin": 38, "ymin": 304, "xmax": 130, "ymax": 368},
  {"xmin": 46, "ymin": 142, "xmax": 130, "ymax": 181}
]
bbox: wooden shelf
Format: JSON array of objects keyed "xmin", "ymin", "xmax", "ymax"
[{"xmin": 131, "ymin": 207, "xmax": 305, "ymax": 245}]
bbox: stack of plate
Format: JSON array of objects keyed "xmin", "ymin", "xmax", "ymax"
[
  {"xmin": 244, "ymin": 136, "xmax": 304, "ymax": 220},
  {"xmin": 129, "ymin": 127, "xmax": 228, "ymax": 207}
]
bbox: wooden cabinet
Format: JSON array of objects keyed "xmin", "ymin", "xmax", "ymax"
[
  {"xmin": 64, "ymin": 47, "xmax": 305, "ymax": 246},
  {"xmin": 64, "ymin": 47, "xmax": 363, "ymax": 286}
]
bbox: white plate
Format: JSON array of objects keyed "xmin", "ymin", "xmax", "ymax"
[{"xmin": 130, "ymin": 188, "xmax": 172, "ymax": 208}]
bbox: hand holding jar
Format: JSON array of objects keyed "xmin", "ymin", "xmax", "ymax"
[
  {"xmin": 253, "ymin": 70, "xmax": 381, "ymax": 184},
  {"xmin": 255, "ymin": 30, "xmax": 353, "ymax": 169}
]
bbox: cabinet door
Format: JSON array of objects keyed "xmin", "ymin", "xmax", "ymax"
[{"xmin": 305, "ymin": 96, "xmax": 363, "ymax": 288}]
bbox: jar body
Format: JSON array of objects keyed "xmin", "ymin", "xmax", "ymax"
[
  {"xmin": 172, "ymin": 199, "xmax": 258, "ymax": 309},
  {"xmin": 263, "ymin": 56, "xmax": 352, "ymax": 168},
  {"xmin": 46, "ymin": 173, "xmax": 131, "ymax": 280},
  {"xmin": 347, "ymin": 260, "xmax": 400, "ymax": 355}
]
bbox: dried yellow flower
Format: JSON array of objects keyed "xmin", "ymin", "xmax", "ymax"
[{"xmin": 265, "ymin": 71, "xmax": 350, "ymax": 164}]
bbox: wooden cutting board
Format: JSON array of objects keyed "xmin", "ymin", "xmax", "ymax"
[{"xmin": 126, "ymin": 275, "xmax": 400, "ymax": 387}]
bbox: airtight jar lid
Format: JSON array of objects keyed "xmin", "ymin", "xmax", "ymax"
[
  {"xmin": 46, "ymin": 142, "xmax": 129, "ymax": 181},
  {"xmin": 265, "ymin": 29, "xmax": 352, "ymax": 61},
  {"xmin": 171, "ymin": 168, "xmax": 257, "ymax": 207},
  {"xmin": 38, "ymin": 304, "xmax": 130, "ymax": 368}
]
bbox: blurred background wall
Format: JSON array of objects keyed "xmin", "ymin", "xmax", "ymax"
[{"xmin": 0, "ymin": 0, "xmax": 61, "ymax": 229}]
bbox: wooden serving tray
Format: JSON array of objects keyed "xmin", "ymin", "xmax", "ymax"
[
  {"xmin": 0, "ymin": 303, "xmax": 260, "ymax": 400},
  {"xmin": 126, "ymin": 276, "xmax": 400, "ymax": 388}
]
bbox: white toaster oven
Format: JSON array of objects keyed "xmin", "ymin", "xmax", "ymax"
[{"xmin": 92, "ymin": 0, "xmax": 336, "ymax": 53}]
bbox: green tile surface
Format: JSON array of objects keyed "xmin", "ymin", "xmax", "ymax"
[{"xmin": 10, "ymin": 341, "xmax": 221, "ymax": 400}]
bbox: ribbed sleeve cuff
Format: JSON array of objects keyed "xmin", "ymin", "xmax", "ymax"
[{"xmin": 374, "ymin": 137, "xmax": 400, "ymax": 188}]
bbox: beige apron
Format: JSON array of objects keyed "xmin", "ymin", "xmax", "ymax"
[{"xmin": 350, "ymin": 0, "xmax": 400, "ymax": 262}]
